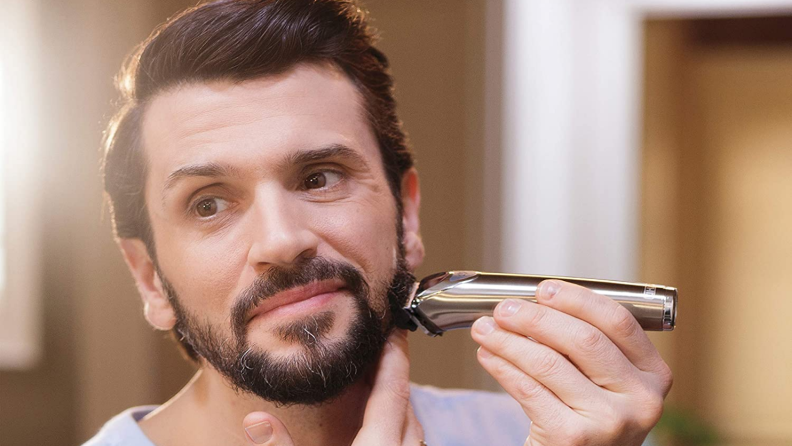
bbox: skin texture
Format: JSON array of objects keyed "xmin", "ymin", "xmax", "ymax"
[
  {"xmin": 472, "ymin": 281, "xmax": 673, "ymax": 446},
  {"xmin": 117, "ymin": 62, "xmax": 671, "ymax": 446},
  {"xmin": 119, "ymin": 63, "xmax": 425, "ymax": 446}
]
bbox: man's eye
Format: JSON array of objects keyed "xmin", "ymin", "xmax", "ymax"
[
  {"xmin": 193, "ymin": 197, "xmax": 229, "ymax": 218},
  {"xmin": 303, "ymin": 171, "xmax": 342, "ymax": 190}
]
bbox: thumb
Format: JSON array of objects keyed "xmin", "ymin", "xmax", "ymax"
[{"xmin": 243, "ymin": 412, "xmax": 295, "ymax": 446}]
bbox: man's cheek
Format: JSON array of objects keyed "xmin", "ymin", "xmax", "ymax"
[
  {"xmin": 171, "ymin": 240, "xmax": 244, "ymax": 305},
  {"xmin": 321, "ymin": 215, "xmax": 393, "ymax": 266}
]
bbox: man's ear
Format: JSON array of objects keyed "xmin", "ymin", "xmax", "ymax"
[
  {"xmin": 400, "ymin": 168, "xmax": 424, "ymax": 270},
  {"xmin": 118, "ymin": 238, "xmax": 176, "ymax": 331}
]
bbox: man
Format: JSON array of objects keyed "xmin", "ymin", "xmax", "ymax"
[{"xmin": 87, "ymin": 0, "xmax": 672, "ymax": 445}]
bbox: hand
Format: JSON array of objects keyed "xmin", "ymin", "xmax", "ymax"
[
  {"xmin": 241, "ymin": 329, "xmax": 425, "ymax": 445},
  {"xmin": 471, "ymin": 280, "xmax": 673, "ymax": 446}
]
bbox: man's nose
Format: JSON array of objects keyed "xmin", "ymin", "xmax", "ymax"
[{"xmin": 246, "ymin": 188, "xmax": 320, "ymax": 271}]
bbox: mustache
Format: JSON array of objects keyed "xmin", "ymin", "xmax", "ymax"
[{"xmin": 230, "ymin": 257, "xmax": 368, "ymax": 338}]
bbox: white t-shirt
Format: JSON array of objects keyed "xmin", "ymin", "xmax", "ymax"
[
  {"xmin": 82, "ymin": 384, "xmax": 530, "ymax": 446},
  {"xmin": 82, "ymin": 384, "xmax": 657, "ymax": 446}
]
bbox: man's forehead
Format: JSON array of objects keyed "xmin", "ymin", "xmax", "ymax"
[{"xmin": 140, "ymin": 63, "xmax": 378, "ymax": 185}]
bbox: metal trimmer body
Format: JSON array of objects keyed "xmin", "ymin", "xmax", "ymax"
[{"xmin": 396, "ymin": 271, "xmax": 677, "ymax": 336}]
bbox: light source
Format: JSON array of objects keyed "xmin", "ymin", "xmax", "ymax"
[
  {"xmin": 0, "ymin": 61, "xmax": 6, "ymax": 300},
  {"xmin": 0, "ymin": 0, "xmax": 43, "ymax": 370}
]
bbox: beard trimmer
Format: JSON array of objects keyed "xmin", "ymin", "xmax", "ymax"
[{"xmin": 394, "ymin": 271, "xmax": 677, "ymax": 336}]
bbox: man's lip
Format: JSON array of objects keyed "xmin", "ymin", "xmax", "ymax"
[{"xmin": 245, "ymin": 279, "xmax": 346, "ymax": 323}]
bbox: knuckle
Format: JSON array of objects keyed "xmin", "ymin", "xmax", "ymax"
[
  {"xmin": 525, "ymin": 305, "xmax": 549, "ymax": 329},
  {"xmin": 492, "ymin": 330, "xmax": 515, "ymax": 351},
  {"xmin": 611, "ymin": 305, "xmax": 640, "ymax": 338},
  {"xmin": 564, "ymin": 428, "xmax": 591, "ymax": 446},
  {"xmin": 657, "ymin": 363, "xmax": 674, "ymax": 393},
  {"xmin": 384, "ymin": 378, "xmax": 411, "ymax": 403},
  {"xmin": 514, "ymin": 377, "xmax": 545, "ymax": 401},
  {"xmin": 485, "ymin": 328, "xmax": 518, "ymax": 356},
  {"xmin": 492, "ymin": 357, "xmax": 513, "ymax": 377},
  {"xmin": 532, "ymin": 350, "xmax": 565, "ymax": 378},
  {"xmin": 592, "ymin": 403, "xmax": 629, "ymax": 439},
  {"xmin": 489, "ymin": 357, "xmax": 520, "ymax": 384},
  {"xmin": 602, "ymin": 415, "xmax": 627, "ymax": 439},
  {"xmin": 574, "ymin": 326, "xmax": 608, "ymax": 355},
  {"xmin": 639, "ymin": 391, "xmax": 666, "ymax": 428}
]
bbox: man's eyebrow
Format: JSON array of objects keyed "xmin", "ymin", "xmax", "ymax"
[
  {"xmin": 160, "ymin": 144, "xmax": 369, "ymax": 200},
  {"xmin": 282, "ymin": 144, "xmax": 370, "ymax": 170},
  {"xmin": 163, "ymin": 162, "xmax": 242, "ymax": 194}
]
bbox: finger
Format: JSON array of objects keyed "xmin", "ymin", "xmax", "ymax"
[
  {"xmin": 492, "ymin": 297, "xmax": 640, "ymax": 392},
  {"xmin": 401, "ymin": 401, "xmax": 426, "ymax": 444},
  {"xmin": 535, "ymin": 280, "xmax": 670, "ymax": 377},
  {"xmin": 471, "ymin": 316, "xmax": 604, "ymax": 410},
  {"xmin": 243, "ymin": 412, "xmax": 295, "ymax": 446},
  {"xmin": 355, "ymin": 329, "xmax": 414, "ymax": 443},
  {"xmin": 476, "ymin": 345, "xmax": 574, "ymax": 430}
]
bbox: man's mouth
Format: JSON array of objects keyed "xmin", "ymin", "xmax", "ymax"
[{"xmin": 245, "ymin": 279, "xmax": 347, "ymax": 323}]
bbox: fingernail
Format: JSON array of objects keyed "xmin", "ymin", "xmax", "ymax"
[
  {"xmin": 478, "ymin": 346, "xmax": 493, "ymax": 359},
  {"xmin": 474, "ymin": 317, "xmax": 497, "ymax": 335},
  {"xmin": 499, "ymin": 299, "xmax": 522, "ymax": 317},
  {"xmin": 245, "ymin": 421, "xmax": 273, "ymax": 444},
  {"xmin": 539, "ymin": 281, "xmax": 560, "ymax": 299}
]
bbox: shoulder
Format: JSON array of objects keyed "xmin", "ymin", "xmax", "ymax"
[
  {"xmin": 81, "ymin": 406, "xmax": 159, "ymax": 446},
  {"xmin": 410, "ymin": 384, "xmax": 530, "ymax": 446}
]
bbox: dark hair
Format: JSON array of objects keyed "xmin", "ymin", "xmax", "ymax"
[{"xmin": 102, "ymin": 0, "xmax": 413, "ymax": 254}]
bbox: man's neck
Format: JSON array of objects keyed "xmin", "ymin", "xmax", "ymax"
[{"xmin": 139, "ymin": 367, "xmax": 371, "ymax": 446}]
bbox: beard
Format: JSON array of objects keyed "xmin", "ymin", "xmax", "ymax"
[{"xmin": 159, "ymin": 255, "xmax": 416, "ymax": 406}]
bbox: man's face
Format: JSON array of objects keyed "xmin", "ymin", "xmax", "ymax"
[{"xmin": 133, "ymin": 63, "xmax": 420, "ymax": 404}]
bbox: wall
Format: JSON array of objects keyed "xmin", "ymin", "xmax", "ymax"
[
  {"xmin": 641, "ymin": 17, "xmax": 792, "ymax": 445},
  {"xmin": 0, "ymin": 2, "xmax": 170, "ymax": 444},
  {"xmin": 0, "ymin": 1, "xmax": 492, "ymax": 444}
]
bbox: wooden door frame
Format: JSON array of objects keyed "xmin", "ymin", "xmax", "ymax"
[{"xmin": 484, "ymin": 0, "xmax": 792, "ymax": 280}]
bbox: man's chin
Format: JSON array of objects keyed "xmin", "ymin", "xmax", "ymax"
[
  {"xmin": 248, "ymin": 333, "xmax": 347, "ymax": 361},
  {"xmin": 227, "ymin": 333, "xmax": 386, "ymax": 406},
  {"xmin": 225, "ymin": 303, "xmax": 387, "ymax": 405}
]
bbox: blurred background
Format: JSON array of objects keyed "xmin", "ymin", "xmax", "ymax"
[{"xmin": 1, "ymin": 0, "xmax": 791, "ymax": 445}]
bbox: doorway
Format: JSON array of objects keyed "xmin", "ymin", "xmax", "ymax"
[{"xmin": 642, "ymin": 16, "xmax": 792, "ymax": 446}]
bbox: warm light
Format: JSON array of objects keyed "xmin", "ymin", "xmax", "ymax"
[
  {"xmin": 0, "ymin": 61, "xmax": 6, "ymax": 299},
  {"xmin": 0, "ymin": 0, "xmax": 44, "ymax": 369}
]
